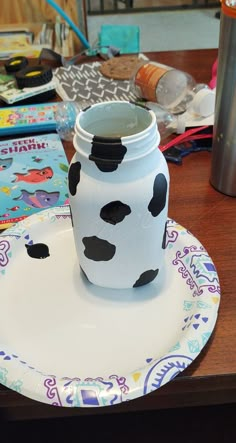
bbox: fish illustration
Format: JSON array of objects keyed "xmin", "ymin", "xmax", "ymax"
[
  {"xmin": 6, "ymin": 206, "xmax": 20, "ymax": 211},
  {"xmin": 12, "ymin": 167, "xmax": 53, "ymax": 183},
  {"xmin": 14, "ymin": 189, "xmax": 60, "ymax": 208},
  {"xmin": 0, "ymin": 213, "xmax": 10, "ymax": 218},
  {"xmin": 0, "ymin": 158, "xmax": 13, "ymax": 171},
  {"xmin": 0, "ymin": 186, "xmax": 11, "ymax": 196},
  {"xmin": 32, "ymin": 156, "xmax": 43, "ymax": 163}
]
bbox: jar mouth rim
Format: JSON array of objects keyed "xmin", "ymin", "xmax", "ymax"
[{"xmin": 75, "ymin": 101, "xmax": 157, "ymax": 142}]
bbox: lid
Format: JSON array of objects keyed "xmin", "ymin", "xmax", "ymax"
[
  {"xmin": 222, "ymin": 1, "xmax": 236, "ymax": 19},
  {"xmin": 191, "ymin": 88, "xmax": 216, "ymax": 118}
]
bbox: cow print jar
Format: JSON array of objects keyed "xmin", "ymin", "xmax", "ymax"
[{"xmin": 69, "ymin": 101, "xmax": 169, "ymax": 289}]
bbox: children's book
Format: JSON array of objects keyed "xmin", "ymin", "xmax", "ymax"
[
  {"xmin": 0, "ymin": 133, "xmax": 69, "ymax": 229},
  {"xmin": 0, "ymin": 79, "xmax": 56, "ymax": 105},
  {"xmin": 0, "ymin": 66, "xmax": 56, "ymax": 105}
]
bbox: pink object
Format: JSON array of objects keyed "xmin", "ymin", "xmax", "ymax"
[
  {"xmin": 209, "ymin": 58, "xmax": 218, "ymax": 89},
  {"xmin": 160, "ymin": 125, "xmax": 211, "ymax": 152}
]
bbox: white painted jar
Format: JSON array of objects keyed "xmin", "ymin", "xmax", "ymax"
[{"xmin": 69, "ymin": 101, "xmax": 169, "ymax": 289}]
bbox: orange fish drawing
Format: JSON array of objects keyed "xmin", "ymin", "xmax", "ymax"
[{"xmin": 13, "ymin": 167, "xmax": 53, "ymax": 183}]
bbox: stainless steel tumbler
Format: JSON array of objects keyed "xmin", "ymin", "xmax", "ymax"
[{"xmin": 210, "ymin": 1, "xmax": 236, "ymax": 196}]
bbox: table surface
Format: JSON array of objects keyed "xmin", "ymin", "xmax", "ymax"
[{"xmin": 1, "ymin": 48, "xmax": 236, "ymax": 421}]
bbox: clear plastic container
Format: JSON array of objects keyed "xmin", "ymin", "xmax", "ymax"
[
  {"xmin": 143, "ymin": 102, "xmax": 185, "ymax": 140},
  {"xmin": 144, "ymin": 101, "xmax": 210, "ymax": 143},
  {"xmin": 54, "ymin": 101, "xmax": 84, "ymax": 141},
  {"xmin": 131, "ymin": 61, "xmax": 215, "ymax": 116}
]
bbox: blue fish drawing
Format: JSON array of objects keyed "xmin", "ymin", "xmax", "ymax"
[
  {"xmin": 0, "ymin": 158, "xmax": 13, "ymax": 171},
  {"xmin": 14, "ymin": 189, "xmax": 60, "ymax": 208}
]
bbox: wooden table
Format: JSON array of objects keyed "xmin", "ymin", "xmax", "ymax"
[{"xmin": 1, "ymin": 48, "xmax": 236, "ymax": 422}]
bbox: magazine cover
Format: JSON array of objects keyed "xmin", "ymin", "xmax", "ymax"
[{"xmin": 0, "ymin": 133, "xmax": 69, "ymax": 229}]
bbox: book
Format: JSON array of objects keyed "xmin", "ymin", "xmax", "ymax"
[
  {"xmin": 0, "ymin": 79, "xmax": 56, "ymax": 105},
  {"xmin": 0, "ymin": 102, "xmax": 58, "ymax": 137},
  {"xmin": 0, "ymin": 34, "xmax": 30, "ymax": 58},
  {"xmin": 0, "ymin": 67, "xmax": 15, "ymax": 94},
  {"xmin": 0, "ymin": 66, "xmax": 56, "ymax": 105},
  {"xmin": 0, "ymin": 133, "xmax": 69, "ymax": 229}
]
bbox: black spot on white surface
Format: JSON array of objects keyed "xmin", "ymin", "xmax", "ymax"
[
  {"xmin": 82, "ymin": 105, "xmax": 91, "ymax": 112},
  {"xmin": 100, "ymin": 201, "xmax": 131, "ymax": 225},
  {"xmin": 89, "ymin": 136, "xmax": 127, "ymax": 172},
  {"xmin": 162, "ymin": 221, "xmax": 168, "ymax": 249},
  {"xmin": 148, "ymin": 173, "xmax": 168, "ymax": 217},
  {"xmin": 133, "ymin": 269, "xmax": 159, "ymax": 287},
  {"xmin": 82, "ymin": 236, "xmax": 116, "ymax": 261},
  {"xmin": 25, "ymin": 243, "xmax": 50, "ymax": 259},
  {"xmin": 69, "ymin": 205, "xmax": 74, "ymax": 227},
  {"xmin": 68, "ymin": 161, "xmax": 81, "ymax": 196}
]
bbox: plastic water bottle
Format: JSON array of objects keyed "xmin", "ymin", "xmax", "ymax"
[
  {"xmin": 54, "ymin": 101, "xmax": 85, "ymax": 141},
  {"xmin": 144, "ymin": 102, "xmax": 186, "ymax": 140},
  {"xmin": 131, "ymin": 61, "xmax": 215, "ymax": 116},
  {"xmin": 54, "ymin": 100, "xmax": 189, "ymax": 144}
]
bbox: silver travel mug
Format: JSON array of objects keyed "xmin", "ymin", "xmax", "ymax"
[{"xmin": 210, "ymin": 1, "xmax": 236, "ymax": 196}]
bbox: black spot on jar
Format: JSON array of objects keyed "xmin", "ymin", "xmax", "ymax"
[
  {"xmin": 25, "ymin": 243, "xmax": 50, "ymax": 259},
  {"xmin": 100, "ymin": 201, "xmax": 131, "ymax": 225},
  {"xmin": 89, "ymin": 136, "xmax": 127, "ymax": 172},
  {"xmin": 82, "ymin": 105, "xmax": 91, "ymax": 112},
  {"xmin": 162, "ymin": 221, "xmax": 168, "ymax": 249},
  {"xmin": 68, "ymin": 161, "xmax": 81, "ymax": 196},
  {"xmin": 148, "ymin": 173, "xmax": 168, "ymax": 217},
  {"xmin": 69, "ymin": 205, "xmax": 74, "ymax": 227},
  {"xmin": 133, "ymin": 269, "xmax": 159, "ymax": 287},
  {"xmin": 82, "ymin": 236, "xmax": 116, "ymax": 261}
]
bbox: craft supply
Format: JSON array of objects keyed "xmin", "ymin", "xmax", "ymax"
[
  {"xmin": 159, "ymin": 125, "xmax": 212, "ymax": 153},
  {"xmin": 163, "ymin": 141, "xmax": 212, "ymax": 165},
  {"xmin": 53, "ymin": 61, "xmax": 139, "ymax": 103},
  {"xmin": 0, "ymin": 133, "xmax": 69, "ymax": 229},
  {"xmin": 210, "ymin": 1, "xmax": 236, "ymax": 196},
  {"xmin": 99, "ymin": 24, "xmax": 140, "ymax": 55},
  {"xmin": 69, "ymin": 101, "xmax": 169, "ymax": 289},
  {"xmin": 99, "ymin": 55, "xmax": 140, "ymax": 80},
  {"xmin": 15, "ymin": 65, "xmax": 53, "ymax": 89},
  {"xmin": 4, "ymin": 56, "xmax": 28, "ymax": 74}
]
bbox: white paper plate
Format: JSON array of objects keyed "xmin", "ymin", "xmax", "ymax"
[{"xmin": 0, "ymin": 206, "xmax": 220, "ymax": 407}]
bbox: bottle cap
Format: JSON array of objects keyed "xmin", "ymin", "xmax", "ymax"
[{"xmin": 191, "ymin": 88, "xmax": 216, "ymax": 117}]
